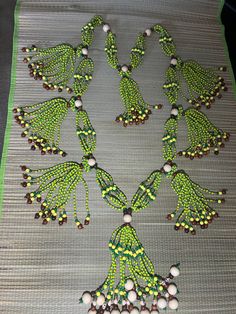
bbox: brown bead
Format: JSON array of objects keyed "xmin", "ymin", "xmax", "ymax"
[
  {"xmin": 21, "ymin": 165, "xmax": 27, "ymax": 171},
  {"xmin": 222, "ymin": 189, "xmax": 227, "ymax": 194},
  {"xmin": 191, "ymin": 230, "xmax": 196, "ymax": 235},
  {"xmin": 84, "ymin": 220, "xmax": 90, "ymax": 225},
  {"xmin": 62, "ymin": 152, "xmax": 67, "ymax": 157},
  {"xmin": 23, "ymin": 58, "xmax": 28, "ymax": 63},
  {"xmin": 31, "ymin": 145, "xmax": 36, "ymax": 151},
  {"xmin": 166, "ymin": 214, "xmax": 172, "ymax": 220},
  {"xmin": 78, "ymin": 224, "xmax": 84, "ymax": 229},
  {"xmin": 34, "ymin": 213, "xmax": 40, "ymax": 219},
  {"xmin": 42, "ymin": 219, "xmax": 48, "ymax": 225},
  {"xmin": 27, "ymin": 199, "xmax": 32, "ymax": 204},
  {"xmin": 36, "ymin": 197, "xmax": 42, "ymax": 203},
  {"xmin": 21, "ymin": 182, "xmax": 27, "ymax": 187}
]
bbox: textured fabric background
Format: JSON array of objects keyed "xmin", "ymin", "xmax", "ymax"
[{"xmin": 0, "ymin": 1, "xmax": 236, "ymax": 313}]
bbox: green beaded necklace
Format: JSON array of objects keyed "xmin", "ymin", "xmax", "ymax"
[{"xmin": 14, "ymin": 15, "xmax": 230, "ymax": 313}]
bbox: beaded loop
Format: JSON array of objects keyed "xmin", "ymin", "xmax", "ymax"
[
  {"xmin": 153, "ymin": 24, "xmax": 176, "ymax": 57},
  {"xmin": 131, "ymin": 170, "xmax": 162, "ymax": 212},
  {"xmin": 130, "ymin": 33, "xmax": 146, "ymax": 69},
  {"xmin": 76, "ymin": 110, "xmax": 96, "ymax": 155},
  {"xmin": 162, "ymin": 105, "xmax": 183, "ymax": 161},
  {"xmin": 96, "ymin": 168, "xmax": 128, "ymax": 210},
  {"xmin": 104, "ymin": 31, "xmax": 119, "ymax": 69},
  {"xmin": 81, "ymin": 15, "xmax": 104, "ymax": 46},
  {"xmin": 73, "ymin": 57, "xmax": 94, "ymax": 96}
]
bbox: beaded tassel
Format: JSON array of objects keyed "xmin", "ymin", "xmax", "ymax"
[
  {"xmin": 131, "ymin": 170, "xmax": 162, "ymax": 212},
  {"xmin": 181, "ymin": 61, "xmax": 228, "ymax": 108},
  {"xmin": 178, "ymin": 107, "xmax": 230, "ymax": 159},
  {"xmin": 167, "ymin": 170, "xmax": 227, "ymax": 235},
  {"xmin": 117, "ymin": 76, "xmax": 152, "ymax": 126},
  {"xmin": 13, "ymin": 98, "xmax": 70, "ymax": 156},
  {"xmin": 20, "ymin": 162, "xmax": 92, "ymax": 229},
  {"xmin": 162, "ymin": 105, "xmax": 183, "ymax": 161},
  {"xmin": 22, "ymin": 44, "xmax": 77, "ymax": 93},
  {"xmin": 80, "ymin": 224, "xmax": 180, "ymax": 313},
  {"xmin": 164, "ymin": 57, "xmax": 228, "ymax": 109},
  {"xmin": 96, "ymin": 168, "xmax": 128, "ymax": 211}
]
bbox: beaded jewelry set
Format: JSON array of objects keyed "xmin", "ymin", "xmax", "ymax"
[{"xmin": 14, "ymin": 15, "xmax": 230, "ymax": 314}]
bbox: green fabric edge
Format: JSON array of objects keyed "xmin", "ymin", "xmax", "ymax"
[
  {"xmin": 0, "ymin": 0, "xmax": 20, "ymax": 219},
  {"xmin": 217, "ymin": 0, "xmax": 236, "ymax": 99}
]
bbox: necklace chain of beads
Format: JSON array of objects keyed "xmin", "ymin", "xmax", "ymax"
[{"xmin": 14, "ymin": 15, "xmax": 230, "ymax": 314}]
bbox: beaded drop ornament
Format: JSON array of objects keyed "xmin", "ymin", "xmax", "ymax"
[{"xmin": 14, "ymin": 15, "xmax": 230, "ymax": 313}]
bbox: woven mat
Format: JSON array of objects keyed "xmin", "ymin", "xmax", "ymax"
[{"xmin": 0, "ymin": 1, "xmax": 236, "ymax": 313}]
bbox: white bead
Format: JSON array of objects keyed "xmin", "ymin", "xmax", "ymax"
[
  {"xmin": 165, "ymin": 292, "xmax": 170, "ymax": 298},
  {"xmin": 167, "ymin": 283, "xmax": 178, "ymax": 296},
  {"xmin": 123, "ymin": 214, "xmax": 132, "ymax": 223},
  {"xmin": 121, "ymin": 65, "xmax": 128, "ymax": 72},
  {"xmin": 170, "ymin": 266, "xmax": 180, "ymax": 277},
  {"xmin": 157, "ymin": 297, "xmax": 167, "ymax": 309},
  {"xmin": 82, "ymin": 47, "xmax": 88, "ymax": 55},
  {"xmin": 150, "ymin": 311, "xmax": 159, "ymax": 314},
  {"xmin": 88, "ymin": 158, "xmax": 96, "ymax": 167},
  {"xmin": 168, "ymin": 298, "xmax": 179, "ymax": 310},
  {"xmin": 170, "ymin": 58, "xmax": 177, "ymax": 66},
  {"xmin": 140, "ymin": 300, "xmax": 145, "ymax": 306},
  {"xmin": 82, "ymin": 292, "xmax": 92, "ymax": 304},
  {"xmin": 97, "ymin": 294, "xmax": 105, "ymax": 306},
  {"xmin": 88, "ymin": 309, "xmax": 96, "ymax": 314},
  {"xmin": 130, "ymin": 308, "xmax": 139, "ymax": 314},
  {"xmin": 171, "ymin": 108, "xmax": 178, "ymax": 116},
  {"xmin": 128, "ymin": 290, "xmax": 137, "ymax": 303},
  {"xmin": 75, "ymin": 99, "xmax": 83, "ymax": 108},
  {"xmin": 104, "ymin": 311, "xmax": 110, "ymax": 314},
  {"xmin": 145, "ymin": 29, "xmax": 152, "ymax": 36},
  {"xmin": 113, "ymin": 299, "xmax": 118, "ymax": 305},
  {"xmin": 121, "ymin": 311, "xmax": 129, "ymax": 314},
  {"xmin": 163, "ymin": 164, "xmax": 172, "ymax": 173},
  {"xmin": 111, "ymin": 310, "xmax": 120, "ymax": 314},
  {"xmin": 125, "ymin": 279, "xmax": 134, "ymax": 291},
  {"xmin": 141, "ymin": 310, "xmax": 150, "ymax": 314},
  {"xmin": 103, "ymin": 24, "xmax": 111, "ymax": 33}
]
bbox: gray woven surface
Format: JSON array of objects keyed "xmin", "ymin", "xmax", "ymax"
[{"xmin": 1, "ymin": 0, "xmax": 236, "ymax": 313}]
